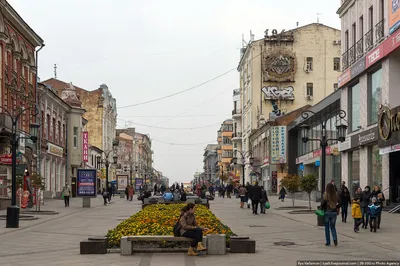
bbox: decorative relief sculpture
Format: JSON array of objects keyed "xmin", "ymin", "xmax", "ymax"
[
  {"xmin": 263, "ymin": 48, "xmax": 297, "ymax": 82},
  {"xmin": 262, "ymin": 85, "xmax": 295, "ymax": 100}
]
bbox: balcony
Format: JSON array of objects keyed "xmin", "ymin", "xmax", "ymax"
[
  {"xmin": 233, "ymin": 89, "xmax": 240, "ymax": 96},
  {"xmin": 342, "ymin": 51, "xmax": 349, "ymax": 71},
  {"xmin": 365, "ymin": 29, "xmax": 373, "ymax": 52},
  {"xmin": 232, "ymin": 132, "xmax": 242, "ymax": 141},
  {"xmin": 349, "ymin": 44, "xmax": 356, "ymax": 65},
  {"xmin": 356, "ymin": 37, "xmax": 364, "ymax": 60},
  {"xmin": 375, "ymin": 20, "xmax": 384, "ymax": 43},
  {"xmin": 232, "ymin": 109, "xmax": 242, "ymax": 118}
]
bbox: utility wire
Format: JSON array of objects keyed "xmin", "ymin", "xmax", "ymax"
[
  {"xmin": 152, "ymin": 138, "xmax": 216, "ymax": 146},
  {"xmin": 118, "ymin": 68, "xmax": 236, "ymax": 109},
  {"xmin": 118, "ymin": 114, "xmax": 231, "ymax": 118},
  {"xmin": 117, "ymin": 118, "xmax": 220, "ymax": 130}
]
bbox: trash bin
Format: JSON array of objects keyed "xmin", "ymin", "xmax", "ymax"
[{"xmin": 317, "ymin": 206, "xmax": 325, "ymax": 226}]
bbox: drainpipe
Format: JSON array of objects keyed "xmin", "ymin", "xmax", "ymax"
[
  {"xmin": 65, "ymin": 117, "xmax": 69, "ymax": 187},
  {"xmin": 35, "ymin": 44, "xmax": 44, "ymax": 186}
]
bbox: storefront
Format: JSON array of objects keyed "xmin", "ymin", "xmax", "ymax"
[
  {"xmin": 378, "ymin": 105, "xmax": 400, "ymax": 203},
  {"xmin": 339, "ymin": 126, "xmax": 379, "ymax": 196}
]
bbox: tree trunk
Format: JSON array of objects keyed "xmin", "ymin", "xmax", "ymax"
[{"xmin": 308, "ymin": 193, "xmax": 311, "ymax": 211}]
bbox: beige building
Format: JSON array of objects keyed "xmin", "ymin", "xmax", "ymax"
[{"xmin": 236, "ymin": 23, "xmax": 341, "ymax": 183}]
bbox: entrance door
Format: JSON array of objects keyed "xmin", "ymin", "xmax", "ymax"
[{"xmin": 389, "ymin": 152, "xmax": 400, "ymax": 202}]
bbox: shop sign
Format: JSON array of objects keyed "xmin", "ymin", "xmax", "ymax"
[
  {"xmin": 338, "ymin": 68, "xmax": 351, "ymax": 88},
  {"xmin": 366, "ymin": 44, "xmax": 384, "ymax": 68},
  {"xmin": 378, "ymin": 105, "xmax": 400, "ymax": 147},
  {"xmin": 270, "ymin": 126, "xmax": 286, "ymax": 164},
  {"xmin": 0, "ymin": 153, "xmax": 23, "ymax": 165},
  {"xmin": 82, "ymin": 132, "xmax": 89, "ymax": 162},
  {"xmin": 384, "ymin": 29, "xmax": 400, "ymax": 55},
  {"xmin": 350, "ymin": 127, "xmax": 378, "ymax": 148},
  {"xmin": 388, "ymin": 0, "xmax": 400, "ymax": 35},
  {"xmin": 263, "ymin": 156, "xmax": 269, "ymax": 166},
  {"xmin": 338, "ymin": 137, "xmax": 351, "ymax": 151},
  {"xmin": 48, "ymin": 143, "xmax": 63, "ymax": 157},
  {"xmin": 350, "ymin": 57, "xmax": 366, "ymax": 78},
  {"xmin": 295, "ymin": 146, "xmax": 333, "ymax": 164},
  {"xmin": 379, "ymin": 143, "xmax": 400, "ymax": 155}
]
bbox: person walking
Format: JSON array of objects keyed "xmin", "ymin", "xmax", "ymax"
[
  {"xmin": 371, "ymin": 185, "xmax": 385, "ymax": 229},
  {"xmin": 129, "ymin": 185, "xmax": 134, "ymax": 201},
  {"xmin": 340, "ymin": 187, "xmax": 351, "ymax": 223},
  {"xmin": 279, "ymin": 187, "xmax": 286, "ymax": 202},
  {"xmin": 352, "ymin": 195, "xmax": 362, "ymax": 232},
  {"xmin": 179, "ymin": 203, "xmax": 208, "ymax": 256},
  {"xmin": 125, "ymin": 185, "xmax": 130, "ymax": 200},
  {"xmin": 239, "ymin": 185, "xmax": 247, "ymax": 208},
  {"xmin": 251, "ymin": 182, "xmax": 262, "ymax": 215},
  {"xmin": 259, "ymin": 186, "xmax": 269, "ymax": 214},
  {"xmin": 360, "ymin": 186, "xmax": 372, "ymax": 229},
  {"xmin": 61, "ymin": 184, "xmax": 71, "ymax": 207},
  {"xmin": 320, "ymin": 183, "xmax": 340, "ymax": 246}
]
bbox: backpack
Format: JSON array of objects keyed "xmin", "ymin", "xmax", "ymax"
[{"xmin": 173, "ymin": 216, "xmax": 182, "ymax": 236}]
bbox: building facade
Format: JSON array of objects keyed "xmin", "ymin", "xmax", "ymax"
[
  {"xmin": 287, "ymin": 90, "xmax": 342, "ymax": 200},
  {"xmin": 42, "ymin": 79, "xmax": 118, "ymax": 182},
  {"xmin": 116, "ymin": 129, "xmax": 135, "ymax": 184},
  {"xmin": 135, "ymin": 132, "xmax": 153, "ymax": 186},
  {"xmin": 86, "ymin": 144, "xmax": 103, "ymax": 191},
  {"xmin": 337, "ymin": 0, "xmax": 400, "ymax": 203},
  {"xmin": 0, "ymin": 1, "xmax": 44, "ymax": 197},
  {"xmin": 237, "ymin": 23, "xmax": 341, "ymax": 184},
  {"xmin": 203, "ymin": 144, "xmax": 218, "ymax": 184},
  {"xmin": 249, "ymin": 105, "xmax": 310, "ymax": 192},
  {"xmin": 216, "ymin": 119, "xmax": 234, "ymax": 183}
]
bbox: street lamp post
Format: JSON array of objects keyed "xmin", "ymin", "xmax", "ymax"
[
  {"xmin": 232, "ymin": 151, "xmax": 254, "ymax": 186},
  {"xmin": 299, "ymin": 110, "xmax": 348, "ymax": 199},
  {"xmin": 1, "ymin": 106, "xmax": 39, "ymax": 228},
  {"xmin": 101, "ymin": 140, "xmax": 119, "ymax": 190}
]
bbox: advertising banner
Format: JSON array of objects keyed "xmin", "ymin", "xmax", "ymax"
[
  {"xmin": 389, "ymin": 0, "xmax": 400, "ymax": 35},
  {"xmin": 77, "ymin": 169, "xmax": 97, "ymax": 197},
  {"xmin": 82, "ymin": 132, "xmax": 89, "ymax": 162},
  {"xmin": 117, "ymin": 175, "xmax": 128, "ymax": 191}
]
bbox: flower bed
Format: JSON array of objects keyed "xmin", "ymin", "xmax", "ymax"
[{"xmin": 106, "ymin": 204, "xmax": 235, "ymax": 247}]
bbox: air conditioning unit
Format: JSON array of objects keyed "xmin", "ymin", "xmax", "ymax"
[
  {"xmin": 306, "ymin": 95, "xmax": 313, "ymax": 100},
  {"xmin": 305, "ymin": 68, "xmax": 310, "ymax": 73},
  {"xmin": 333, "ymin": 40, "xmax": 341, "ymax": 45}
]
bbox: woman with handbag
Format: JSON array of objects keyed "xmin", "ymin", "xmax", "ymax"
[
  {"xmin": 320, "ymin": 183, "xmax": 340, "ymax": 246},
  {"xmin": 179, "ymin": 203, "xmax": 208, "ymax": 256}
]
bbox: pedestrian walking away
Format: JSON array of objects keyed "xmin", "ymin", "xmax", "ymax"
[
  {"xmin": 259, "ymin": 186, "xmax": 269, "ymax": 214},
  {"xmin": 251, "ymin": 182, "xmax": 262, "ymax": 215},
  {"xmin": 320, "ymin": 183, "xmax": 340, "ymax": 246},
  {"xmin": 340, "ymin": 187, "xmax": 351, "ymax": 223}
]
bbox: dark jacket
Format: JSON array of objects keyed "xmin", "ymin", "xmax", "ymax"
[
  {"xmin": 251, "ymin": 185, "xmax": 262, "ymax": 201},
  {"xmin": 340, "ymin": 190, "xmax": 351, "ymax": 206},
  {"xmin": 321, "ymin": 199, "xmax": 338, "ymax": 212},
  {"xmin": 360, "ymin": 188, "xmax": 372, "ymax": 208},
  {"xmin": 260, "ymin": 189, "xmax": 269, "ymax": 203},
  {"xmin": 371, "ymin": 190, "xmax": 385, "ymax": 207},
  {"xmin": 245, "ymin": 184, "xmax": 252, "ymax": 198}
]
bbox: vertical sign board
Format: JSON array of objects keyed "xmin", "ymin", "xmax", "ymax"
[
  {"xmin": 270, "ymin": 126, "xmax": 287, "ymax": 164},
  {"xmin": 82, "ymin": 132, "xmax": 89, "ymax": 162},
  {"xmin": 389, "ymin": 0, "xmax": 400, "ymax": 35},
  {"xmin": 117, "ymin": 175, "xmax": 128, "ymax": 191},
  {"xmin": 77, "ymin": 169, "xmax": 97, "ymax": 197},
  {"xmin": 135, "ymin": 178, "xmax": 143, "ymax": 191}
]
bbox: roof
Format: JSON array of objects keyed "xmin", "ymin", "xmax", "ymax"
[
  {"xmin": 41, "ymin": 78, "xmax": 101, "ymax": 96},
  {"xmin": 237, "ymin": 23, "xmax": 340, "ymax": 69}
]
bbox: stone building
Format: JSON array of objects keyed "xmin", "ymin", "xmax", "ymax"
[
  {"xmin": 216, "ymin": 119, "xmax": 233, "ymax": 184},
  {"xmin": 0, "ymin": 1, "xmax": 44, "ymax": 197},
  {"xmin": 116, "ymin": 128, "xmax": 135, "ymax": 184},
  {"xmin": 135, "ymin": 132, "xmax": 153, "ymax": 186},
  {"xmin": 203, "ymin": 144, "xmax": 218, "ymax": 184},
  {"xmin": 236, "ymin": 23, "xmax": 341, "ymax": 184},
  {"xmin": 86, "ymin": 144, "xmax": 103, "ymax": 191},
  {"xmin": 41, "ymin": 79, "xmax": 118, "ymax": 182},
  {"xmin": 337, "ymin": 0, "xmax": 400, "ymax": 205}
]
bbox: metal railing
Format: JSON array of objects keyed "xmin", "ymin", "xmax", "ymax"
[
  {"xmin": 349, "ymin": 44, "xmax": 356, "ymax": 65},
  {"xmin": 232, "ymin": 109, "xmax": 242, "ymax": 115},
  {"xmin": 375, "ymin": 20, "xmax": 384, "ymax": 42},
  {"xmin": 342, "ymin": 51, "xmax": 349, "ymax": 71},
  {"xmin": 365, "ymin": 29, "xmax": 373, "ymax": 51},
  {"xmin": 232, "ymin": 132, "xmax": 242, "ymax": 138},
  {"xmin": 356, "ymin": 37, "xmax": 364, "ymax": 59}
]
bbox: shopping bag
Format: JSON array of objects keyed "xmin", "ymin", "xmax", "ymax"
[
  {"xmin": 315, "ymin": 209, "xmax": 325, "ymax": 216},
  {"xmin": 265, "ymin": 202, "xmax": 271, "ymax": 209},
  {"xmin": 61, "ymin": 193, "xmax": 64, "ymax": 200}
]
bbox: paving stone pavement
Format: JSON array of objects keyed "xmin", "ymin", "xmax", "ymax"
[{"xmin": 0, "ymin": 194, "xmax": 399, "ymax": 266}]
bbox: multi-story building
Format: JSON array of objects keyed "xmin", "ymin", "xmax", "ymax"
[
  {"xmin": 203, "ymin": 144, "xmax": 218, "ymax": 184},
  {"xmin": 116, "ymin": 128, "xmax": 135, "ymax": 184},
  {"xmin": 42, "ymin": 79, "xmax": 118, "ymax": 182},
  {"xmin": 249, "ymin": 105, "xmax": 310, "ymax": 191},
  {"xmin": 337, "ymin": 0, "xmax": 400, "ymax": 205},
  {"xmin": 216, "ymin": 119, "xmax": 233, "ymax": 184},
  {"xmin": 86, "ymin": 144, "xmax": 103, "ymax": 191},
  {"xmin": 0, "ymin": 1, "xmax": 44, "ymax": 197},
  {"xmin": 237, "ymin": 23, "xmax": 341, "ymax": 183},
  {"xmin": 135, "ymin": 132, "xmax": 153, "ymax": 186}
]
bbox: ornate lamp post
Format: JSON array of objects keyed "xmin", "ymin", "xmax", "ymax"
[
  {"xmin": 1, "ymin": 106, "xmax": 39, "ymax": 228},
  {"xmin": 101, "ymin": 140, "xmax": 119, "ymax": 190},
  {"xmin": 232, "ymin": 151, "xmax": 254, "ymax": 186},
  {"xmin": 299, "ymin": 110, "xmax": 347, "ymax": 199}
]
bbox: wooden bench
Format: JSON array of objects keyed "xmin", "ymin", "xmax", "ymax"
[{"xmin": 121, "ymin": 235, "xmax": 193, "ymax": 255}]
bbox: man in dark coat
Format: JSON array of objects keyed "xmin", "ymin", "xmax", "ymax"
[{"xmin": 251, "ymin": 182, "xmax": 262, "ymax": 215}]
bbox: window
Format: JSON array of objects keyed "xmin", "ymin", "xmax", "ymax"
[
  {"xmin": 352, "ymin": 23, "xmax": 356, "ymax": 45},
  {"xmin": 359, "ymin": 16, "xmax": 364, "ymax": 38},
  {"xmin": 46, "ymin": 114, "xmax": 50, "ymax": 140},
  {"xmin": 306, "ymin": 83, "xmax": 313, "ymax": 96},
  {"xmin": 333, "ymin": 57, "xmax": 340, "ymax": 71},
  {"xmin": 306, "ymin": 57, "xmax": 313, "ymax": 71},
  {"xmin": 62, "ymin": 124, "xmax": 66, "ymax": 146},
  {"xmin": 379, "ymin": 0, "xmax": 384, "ymax": 21},
  {"xmin": 349, "ymin": 82, "xmax": 361, "ymax": 131},
  {"xmin": 334, "ymin": 83, "xmax": 338, "ymax": 91},
  {"xmin": 222, "ymin": 150, "xmax": 233, "ymax": 158},
  {"xmin": 41, "ymin": 111, "xmax": 45, "ymax": 137},
  {"xmin": 369, "ymin": 6, "xmax": 373, "ymax": 31},
  {"xmin": 73, "ymin": 127, "xmax": 78, "ymax": 148},
  {"xmin": 368, "ymin": 68, "xmax": 382, "ymax": 124},
  {"xmin": 345, "ymin": 30, "xmax": 349, "ymax": 50},
  {"xmin": 349, "ymin": 150, "xmax": 360, "ymax": 197},
  {"xmin": 222, "ymin": 137, "xmax": 232, "ymax": 145},
  {"xmin": 369, "ymin": 145, "xmax": 382, "ymax": 188}
]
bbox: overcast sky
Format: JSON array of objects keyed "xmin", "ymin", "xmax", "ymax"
[{"xmin": 11, "ymin": 0, "xmax": 341, "ymax": 184}]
